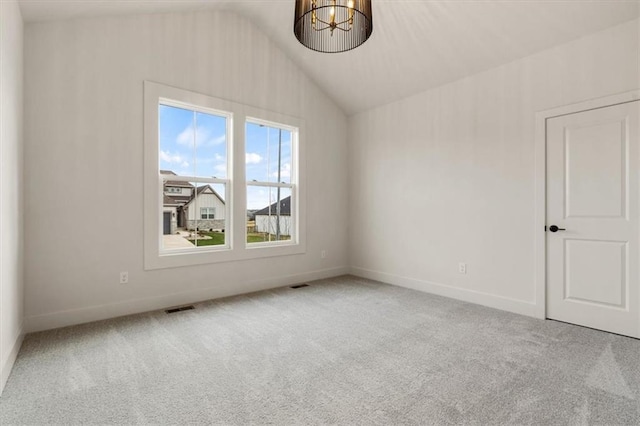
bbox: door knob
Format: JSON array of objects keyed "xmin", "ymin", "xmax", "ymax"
[{"xmin": 549, "ymin": 225, "xmax": 566, "ymax": 232}]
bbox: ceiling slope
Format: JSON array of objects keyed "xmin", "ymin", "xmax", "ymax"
[{"xmin": 20, "ymin": 0, "xmax": 640, "ymax": 114}]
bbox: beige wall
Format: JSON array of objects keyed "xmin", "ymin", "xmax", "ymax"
[
  {"xmin": 349, "ymin": 19, "xmax": 640, "ymax": 316},
  {"xmin": 0, "ymin": 0, "xmax": 25, "ymax": 394},
  {"xmin": 23, "ymin": 10, "xmax": 349, "ymax": 331}
]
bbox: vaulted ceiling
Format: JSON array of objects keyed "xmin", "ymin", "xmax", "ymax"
[{"xmin": 19, "ymin": 0, "xmax": 640, "ymax": 115}]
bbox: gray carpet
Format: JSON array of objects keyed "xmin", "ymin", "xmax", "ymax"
[{"xmin": 1, "ymin": 275, "xmax": 639, "ymax": 425}]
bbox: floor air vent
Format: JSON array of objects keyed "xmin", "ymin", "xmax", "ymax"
[
  {"xmin": 290, "ymin": 284, "xmax": 309, "ymax": 289},
  {"xmin": 165, "ymin": 305, "xmax": 195, "ymax": 314}
]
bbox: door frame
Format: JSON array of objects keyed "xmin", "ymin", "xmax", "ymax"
[{"xmin": 533, "ymin": 89, "xmax": 640, "ymax": 320}]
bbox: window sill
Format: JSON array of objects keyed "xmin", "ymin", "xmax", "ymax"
[{"xmin": 145, "ymin": 242, "xmax": 306, "ymax": 270}]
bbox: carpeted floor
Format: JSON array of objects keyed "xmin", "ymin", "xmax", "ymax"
[{"xmin": 1, "ymin": 275, "xmax": 639, "ymax": 425}]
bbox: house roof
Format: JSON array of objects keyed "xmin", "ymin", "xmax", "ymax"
[
  {"xmin": 161, "ymin": 170, "xmax": 194, "ymax": 188},
  {"xmin": 254, "ymin": 196, "xmax": 291, "ymax": 216},
  {"xmin": 163, "ymin": 195, "xmax": 191, "ymax": 206},
  {"xmin": 183, "ymin": 185, "xmax": 225, "ymax": 208},
  {"xmin": 163, "ymin": 194, "xmax": 175, "ymax": 206}
]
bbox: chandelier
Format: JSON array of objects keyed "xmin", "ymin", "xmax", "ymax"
[{"xmin": 294, "ymin": 0, "xmax": 373, "ymax": 53}]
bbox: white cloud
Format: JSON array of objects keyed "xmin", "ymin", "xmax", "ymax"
[
  {"xmin": 177, "ymin": 124, "xmax": 225, "ymax": 147},
  {"xmin": 194, "ymin": 158, "xmax": 214, "ymax": 164},
  {"xmin": 271, "ymin": 163, "xmax": 291, "ymax": 180},
  {"xmin": 160, "ymin": 150, "xmax": 189, "ymax": 168},
  {"xmin": 247, "ymin": 187, "xmax": 270, "ymax": 210},
  {"xmin": 214, "ymin": 164, "xmax": 227, "ymax": 177},
  {"xmin": 246, "ymin": 153, "xmax": 263, "ymax": 164},
  {"xmin": 177, "ymin": 126, "xmax": 199, "ymax": 146}
]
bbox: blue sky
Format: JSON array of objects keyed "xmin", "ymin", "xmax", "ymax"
[
  {"xmin": 159, "ymin": 104, "xmax": 227, "ymax": 179},
  {"xmin": 159, "ymin": 104, "xmax": 292, "ymax": 210}
]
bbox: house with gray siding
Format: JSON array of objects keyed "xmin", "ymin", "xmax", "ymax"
[{"xmin": 254, "ymin": 196, "xmax": 292, "ymax": 237}]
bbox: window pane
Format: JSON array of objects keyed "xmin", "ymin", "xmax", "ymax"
[
  {"xmin": 159, "ymin": 101, "xmax": 229, "ymax": 251},
  {"xmin": 159, "ymin": 104, "xmax": 195, "ymax": 176},
  {"xmin": 194, "ymin": 111, "xmax": 227, "ymax": 179},
  {"xmin": 245, "ymin": 122, "xmax": 292, "ymax": 184},
  {"xmin": 247, "ymin": 186, "xmax": 293, "ymax": 244},
  {"xmin": 159, "ymin": 105, "xmax": 228, "ymax": 179},
  {"xmin": 188, "ymin": 183, "xmax": 226, "ymax": 247},
  {"xmin": 161, "ymin": 180, "xmax": 227, "ymax": 249}
]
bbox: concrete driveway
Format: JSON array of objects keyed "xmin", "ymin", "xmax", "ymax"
[{"xmin": 162, "ymin": 234, "xmax": 195, "ymax": 249}]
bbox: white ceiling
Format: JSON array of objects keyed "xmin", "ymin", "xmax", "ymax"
[{"xmin": 19, "ymin": 0, "xmax": 640, "ymax": 115}]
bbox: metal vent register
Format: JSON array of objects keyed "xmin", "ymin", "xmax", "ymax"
[{"xmin": 165, "ymin": 305, "xmax": 195, "ymax": 314}]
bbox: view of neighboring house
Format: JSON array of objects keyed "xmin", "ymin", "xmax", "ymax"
[
  {"xmin": 161, "ymin": 170, "xmax": 193, "ymax": 235},
  {"xmin": 182, "ymin": 185, "xmax": 226, "ymax": 231},
  {"xmin": 254, "ymin": 196, "xmax": 292, "ymax": 237},
  {"xmin": 161, "ymin": 170, "xmax": 225, "ymax": 234}
]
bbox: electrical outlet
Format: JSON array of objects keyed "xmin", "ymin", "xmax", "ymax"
[
  {"xmin": 458, "ymin": 263, "xmax": 467, "ymax": 274},
  {"xmin": 321, "ymin": 250, "xmax": 327, "ymax": 259},
  {"xmin": 119, "ymin": 271, "xmax": 129, "ymax": 284}
]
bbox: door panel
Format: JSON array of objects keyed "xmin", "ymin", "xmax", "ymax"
[
  {"xmin": 564, "ymin": 239, "xmax": 626, "ymax": 307},
  {"xmin": 566, "ymin": 121, "xmax": 625, "ymax": 218},
  {"xmin": 546, "ymin": 100, "xmax": 639, "ymax": 338}
]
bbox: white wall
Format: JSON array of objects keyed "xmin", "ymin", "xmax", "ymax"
[
  {"xmin": 349, "ymin": 19, "xmax": 640, "ymax": 316},
  {"xmin": 186, "ymin": 191, "xmax": 225, "ymax": 221},
  {"xmin": 23, "ymin": 10, "xmax": 349, "ymax": 331},
  {"xmin": 0, "ymin": 0, "xmax": 25, "ymax": 394}
]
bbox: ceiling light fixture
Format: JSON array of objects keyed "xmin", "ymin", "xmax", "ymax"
[{"xmin": 294, "ymin": 0, "xmax": 373, "ymax": 53}]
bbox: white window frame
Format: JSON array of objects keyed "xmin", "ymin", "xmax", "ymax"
[
  {"xmin": 201, "ymin": 207, "xmax": 216, "ymax": 220},
  {"xmin": 246, "ymin": 117, "xmax": 299, "ymax": 248},
  {"xmin": 158, "ymin": 98, "xmax": 232, "ymax": 255},
  {"xmin": 144, "ymin": 81, "xmax": 306, "ymax": 270}
]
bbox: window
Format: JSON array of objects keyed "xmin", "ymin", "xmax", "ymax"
[
  {"xmin": 144, "ymin": 81, "xmax": 306, "ymax": 270},
  {"xmin": 201, "ymin": 207, "xmax": 216, "ymax": 219},
  {"xmin": 246, "ymin": 120, "xmax": 296, "ymax": 245},
  {"xmin": 158, "ymin": 101, "xmax": 230, "ymax": 250}
]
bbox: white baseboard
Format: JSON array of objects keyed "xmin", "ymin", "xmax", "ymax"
[
  {"xmin": 1, "ymin": 326, "xmax": 24, "ymax": 396},
  {"xmin": 25, "ymin": 266, "xmax": 350, "ymax": 333},
  {"xmin": 350, "ymin": 266, "xmax": 539, "ymax": 318}
]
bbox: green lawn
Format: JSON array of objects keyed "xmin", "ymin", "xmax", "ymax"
[
  {"xmin": 247, "ymin": 233, "xmax": 291, "ymax": 243},
  {"xmin": 247, "ymin": 234, "xmax": 266, "ymax": 243},
  {"xmin": 188, "ymin": 232, "xmax": 226, "ymax": 246},
  {"xmin": 188, "ymin": 232, "xmax": 291, "ymax": 246}
]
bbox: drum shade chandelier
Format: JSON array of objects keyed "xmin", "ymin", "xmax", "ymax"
[{"xmin": 294, "ymin": 0, "xmax": 373, "ymax": 53}]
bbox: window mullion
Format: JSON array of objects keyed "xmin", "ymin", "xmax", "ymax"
[
  {"xmin": 163, "ymin": 175, "xmax": 228, "ymax": 185},
  {"xmin": 247, "ymin": 181, "xmax": 293, "ymax": 189}
]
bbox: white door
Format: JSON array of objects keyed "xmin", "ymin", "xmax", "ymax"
[{"xmin": 546, "ymin": 100, "xmax": 639, "ymax": 338}]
